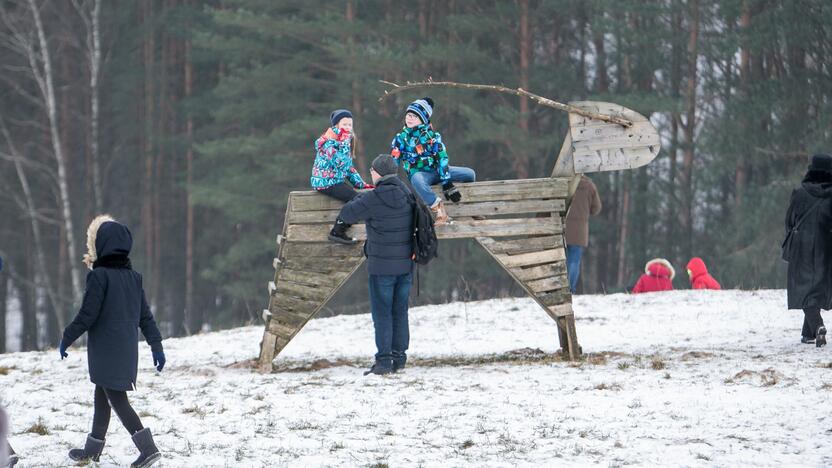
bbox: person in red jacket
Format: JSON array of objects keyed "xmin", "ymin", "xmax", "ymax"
[
  {"xmin": 686, "ymin": 257, "xmax": 721, "ymax": 290},
  {"xmin": 632, "ymin": 258, "xmax": 675, "ymax": 294}
]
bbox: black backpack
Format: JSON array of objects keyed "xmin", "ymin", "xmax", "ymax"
[{"xmin": 410, "ymin": 193, "xmax": 439, "ymax": 265}]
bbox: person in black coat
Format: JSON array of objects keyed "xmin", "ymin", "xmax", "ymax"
[
  {"xmin": 60, "ymin": 215, "xmax": 165, "ymax": 467},
  {"xmin": 339, "ymin": 154, "xmax": 415, "ymax": 375},
  {"xmin": 784, "ymin": 154, "xmax": 832, "ymax": 347}
]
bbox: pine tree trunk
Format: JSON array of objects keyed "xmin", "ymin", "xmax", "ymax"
[
  {"xmin": 21, "ymin": 234, "xmax": 38, "ymax": 351},
  {"xmin": 735, "ymin": 0, "xmax": 751, "ymax": 208},
  {"xmin": 680, "ymin": 0, "xmax": 699, "ymax": 260},
  {"xmin": 346, "ymin": 0, "xmax": 368, "ymax": 175},
  {"xmin": 515, "ymin": 0, "xmax": 531, "ymax": 179},
  {"xmin": 0, "ymin": 272, "xmax": 7, "ymax": 353},
  {"xmin": 184, "ymin": 34, "xmax": 197, "ymax": 335}
]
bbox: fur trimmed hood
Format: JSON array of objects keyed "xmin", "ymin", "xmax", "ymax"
[
  {"xmin": 645, "ymin": 258, "xmax": 675, "ymax": 280},
  {"xmin": 82, "ymin": 215, "xmax": 133, "ymax": 270}
]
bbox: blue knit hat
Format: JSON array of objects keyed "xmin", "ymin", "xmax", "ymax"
[
  {"xmin": 406, "ymin": 97, "xmax": 434, "ymax": 124},
  {"xmin": 330, "ymin": 109, "xmax": 353, "ymax": 127}
]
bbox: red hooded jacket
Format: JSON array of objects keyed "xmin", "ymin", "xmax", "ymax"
[
  {"xmin": 686, "ymin": 257, "xmax": 721, "ymax": 290},
  {"xmin": 632, "ymin": 259, "xmax": 675, "ymax": 294}
]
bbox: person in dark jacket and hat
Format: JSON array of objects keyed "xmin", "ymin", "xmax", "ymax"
[
  {"xmin": 59, "ymin": 215, "xmax": 165, "ymax": 467},
  {"xmin": 784, "ymin": 154, "xmax": 832, "ymax": 347},
  {"xmin": 339, "ymin": 154, "xmax": 415, "ymax": 375}
]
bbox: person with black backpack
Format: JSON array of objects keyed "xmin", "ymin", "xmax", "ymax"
[
  {"xmin": 784, "ymin": 153, "xmax": 832, "ymax": 347},
  {"xmin": 338, "ymin": 154, "xmax": 417, "ymax": 375}
]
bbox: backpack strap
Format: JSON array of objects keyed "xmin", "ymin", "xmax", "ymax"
[{"xmin": 790, "ymin": 197, "xmax": 824, "ymax": 233}]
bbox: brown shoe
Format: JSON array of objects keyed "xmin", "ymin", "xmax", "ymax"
[{"xmin": 430, "ymin": 199, "xmax": 450, "ymax": 226}]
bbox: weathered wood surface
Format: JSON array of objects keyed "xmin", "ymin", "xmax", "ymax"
[
  {"xmin": 567, "ymin": 101, "xmax": 660, "ymax": 174},
  {"xmin": 496, "ymin": 248, "xmax": 565, "ymax": 268},
  {"xmin": 511, "ymin": 261, "xmax": 567, "ymax": 282},
  {"xmin": 281, "ymin": 241, "xmax": 364, "ymax": 258},
  {"xmin": 287, "ymin": 198, "xmax": 566, "ymax": 224},
  {"xmin": 287, "ymin": 217, "xmax": 562, "ymax": 242},
  {"xmin": 290, "ymin": 178, "xmax": 569, "ymax": 212},
  {"xmin": 476, "ymin": 235, "xmax": 562, "ymax": 255}
]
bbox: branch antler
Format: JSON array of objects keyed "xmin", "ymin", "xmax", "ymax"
[{"xmin": 379, "ymin": 79, "xmax": 633, "ymax": 128}]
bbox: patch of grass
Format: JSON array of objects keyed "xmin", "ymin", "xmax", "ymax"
[
  {"xmin": 651, "ymin": 358, "xmax": 666, "ymax": 370},
  {"xmin": 181, "ymin": 405, "xmax": 206, "ymax": 418},
  {"xmin": 663, "ymin": 372, "xmax": 671, "ymax": 380},
  {"xmin": 287, "ymin": 420, "xmax": 320, "ymax": 431},
  {"xmin": 0, "ymin": 365, "xmax": 15, "ymax": 375},
  {"xmin": 24, "ymin": 417, "xmax": 49, "ymax": 435},
  {"xmin": 235, "ymin": 447, "xmax": 245, "ymax": 462},
  {"xmin": 383, "ymin": 429, "xmax": 394, "ymax": 436},
  {"xmin": 821, "ymin": 382, "xmax": 832, "ymax": 391},
  {"xmin": 594, "ymin": 382, "xmax": 622, "ymax": 391},
  {"xmin": 369, "ymin": 463, "xmax": 389, "ymax": 468},
  {"xmin": 614, "ymin": 441, "xmax": 624, "ymax": 448},
  {"xmin": 617, "ymin": 362, "xmax": 630, "ymax": 370},
  {"xmin": 330, "ymin": 442, "xmax": 345, "ymax": 452},
  {"xmin": 460, "ymin": 439, "xmax": 475, "ymax": 450}
]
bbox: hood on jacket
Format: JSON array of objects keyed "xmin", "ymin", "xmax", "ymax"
[
  {"xmin": 801, "ymin": 168, "xmax": 832, "ymax": 199},
  {"xmin": 645, "ymin": 258, "xmax": 674, "ymax": 280},
  {"xmin": 83, "ymin": 214, "xmax": 114, "ymax": 269},
  {"xmin": 95, "ymin": 221, "xmax": 133, "ymax": 260},
  {"xmin": 686, "ymin": 257, "xmax": 709, "ymax": 278},
  {"xmin": 373, "ymin": 175, "xmax": 410, "ymax": 210}
]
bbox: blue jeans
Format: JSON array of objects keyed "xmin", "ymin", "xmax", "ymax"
[
  {"xmin": 566, "ymin": 244, "xmax": 583, "ymax": 293},
  {"xmin": 368, "ymin": 273, "xmax": 413, "ymax": 368},
  {"xmin": 410, "ymin": 166, "xmax": 476, "ymax": 206}
]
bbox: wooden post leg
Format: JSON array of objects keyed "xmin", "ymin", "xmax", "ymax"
[
  {"xmin": 555, "ymin": 314, "xmax": 581, "ymax": 360},
  {"xmin": 258, "ymin": 329, "xmax": 278, "ymax": 373}
]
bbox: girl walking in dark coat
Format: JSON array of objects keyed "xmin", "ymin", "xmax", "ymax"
[
  {"xmin": 784, "ymin": 154, "xmax": 832, "ymax": 347},
  {"xmin": 59, "ymin": 215, "xmax": 166, "ymax": 467}
]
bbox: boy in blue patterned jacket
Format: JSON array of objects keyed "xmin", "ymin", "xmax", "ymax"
[
  {"xmin": 311, "ymin": 109, "xmax": 373, "ymax": 244},
  {"xmin": 390, "ymin": 97, "xmax": 475, "ymax": 225}
]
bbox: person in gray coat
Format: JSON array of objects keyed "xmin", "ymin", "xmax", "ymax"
[{"xmin": 59, "ymin": 215, "xmax": 165, "ymax": 467}]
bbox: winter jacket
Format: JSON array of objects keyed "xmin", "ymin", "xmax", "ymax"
[
  {"xmin": 62, "ymin": 221, "xmax": 163, "ymax": 391},
  {"xmin": 339, "ymin": 175, "xmax": 414, "ymax": 276},
  {"xmin": 632, "ymin": 258, "xmax": 675, "ymax": 294},
  {"xmin": 785, "ymin": 169, "xmax": 832, "ymax": 310},
  {"xmin": 686, "ymin": 257, "xmax": 721, "ymax": 290},
  {"xmin": 565, "ymin": 176, "xmax": 602, "ymax": 247},
  {"xmin": 390, "ymin": 123, "xmax": 451, "ymax": 184},
  {"xmin": 311, "ymin": 127, "xmax": 368, "ymax": 190}
]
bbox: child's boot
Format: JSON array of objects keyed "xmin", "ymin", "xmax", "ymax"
[
  {"xmin": 430, "ymin": 199, "xmax": 450, "ymax": 226},
  {"xmin": 68, "ymin": 434, "xmax": 105, "ymax": 463},
  {"xmin": 328, "ymin": 217, "xmax": 358, "ymax": 245},
  {"xmin": 130, "ymin": 428, "xmax": 161, "ymax": 468}
]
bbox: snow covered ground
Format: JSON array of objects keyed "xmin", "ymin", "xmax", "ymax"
[{"xmin": 1, "ymin": 289, "xmax": 831, "ymax": 467}]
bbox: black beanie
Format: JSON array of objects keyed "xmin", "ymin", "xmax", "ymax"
[
  {"xmin": 330, "ymin": 109, "xmax": 353, "ymax": 127},
  {"xmin": 372, "ymin": 154, "xmax": 399, "ymax": 177}
]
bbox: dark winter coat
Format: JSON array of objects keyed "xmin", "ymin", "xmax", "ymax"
[
  {"xmin": 339, "ymin": 175, "xmax": 414, "ymax": 276},
  {"xmin": 62, "ymin": 222, "xmax": 163, "ymax": 391},
  {"xmin": 785, "ymin": 169, "xmax": 832, "ymax": 310},
  {"xmin": 686, "ymin": 257, "xmax": 721, "ymax": 290},
  {"xmin": 565, "ymin": 176, "xmax": 602, "ymax": 247},
  {"xmin": 632, "ymin": 259, "xmax": 675, "ymax": 294}
]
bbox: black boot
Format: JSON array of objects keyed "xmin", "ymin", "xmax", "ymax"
[
  {"xmin": 392, "ymin": 351, "xmax": 407, "ymax": 372},
  {"xmin": 130, "ymin": 428, "xmax": 161, "ymax": 468},
  {"xmin": 363, "ymin": 361, "xmax": 394, "ymax": 376},
  {"xmin": 328, "ymin": 217, "xmax": 357, "ymax": 245},
  {"xmin": 817, "ymin": 326, "xmax": 827, "ymax": 348},
  {"xmin": 801, "ymin": 336, "xmax": 815, "ymax": 344},
  {"xmin": 68, "ymin": 434, "xmax": 105, "ymax": 463},
  {"xmin": 7, "ymin": 449, "xmax": 19, "ymax": 468}
]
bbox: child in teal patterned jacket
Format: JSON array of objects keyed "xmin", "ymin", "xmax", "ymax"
[
  {"xmin": 390, "ymin": 97, "xmax": 475, "ymax": 225},
  {"xmin": 311, "ymin": 109, "xmax": 372, "ymax": 244}
]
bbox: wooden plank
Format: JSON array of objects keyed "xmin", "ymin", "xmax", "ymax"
[
  {"xmin": 551, "ymin": 132, "xmax": 575, "ymax": 178},
  {"xmin": 571, "ymin": 121, "xmax": 660, "ymax": 147},
  {"xmin": 279, "ymin": 268, "xmax": 349, "ymax": 288},
  {"xmin": 478, "ymin": 235, "xmax": 562, "ymax": 255},
  {"xmin": 269, "ymin": 293, "xmax": 320, "ymax": 316},
  {"xmin": 511, "ymin": 261, "xmax": 567, "ymax": 281},
  {"xmin": 538, "ymin": 288, "xmax": 572, "ymax": 307},
  {"xmin": 281, "ymin": 241, "xmax": 364, "ymax": 258},
  {"xmin": 548, "ymin": 303, "xmax": 573, "ymax": 318},
  {"xmin": 496, "ymin": 248, "xmax": 564, "ymax": 268},
  {"xmin": 572, "ymin": 146, "xmax": 658, "ymax": 173},
  {"xmin": 287, "ymin": 217, "xmax": 561, "ymax": 242},
  {"xmin": 288, "ymin": 199, "xmax": 566, "ymax": 224},
  {"xmin": 527, "ymin": 275, "xmax": 569, "ymax": 293},
  {"xmin": 281, "ymin": 255, "xmax": 364, "ymax": 273},
  {"xmin": 289, "ymin": 178, "xmax": 570, "ymax": 211},
  {"xmin": 275, "ymin": 279, "xmax": 330, "ymax": 302},
  {"xmin": 258, "ymin": 331, "xmax": 278, "ymax": 372},
  {"xmin": 268, "ymin": 320, "xmax": 300, "ymax": 337}
]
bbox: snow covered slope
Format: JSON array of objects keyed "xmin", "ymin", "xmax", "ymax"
[{"xmin": 1, "ymin": 290, "xmax": 830, "ymax": 467}]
